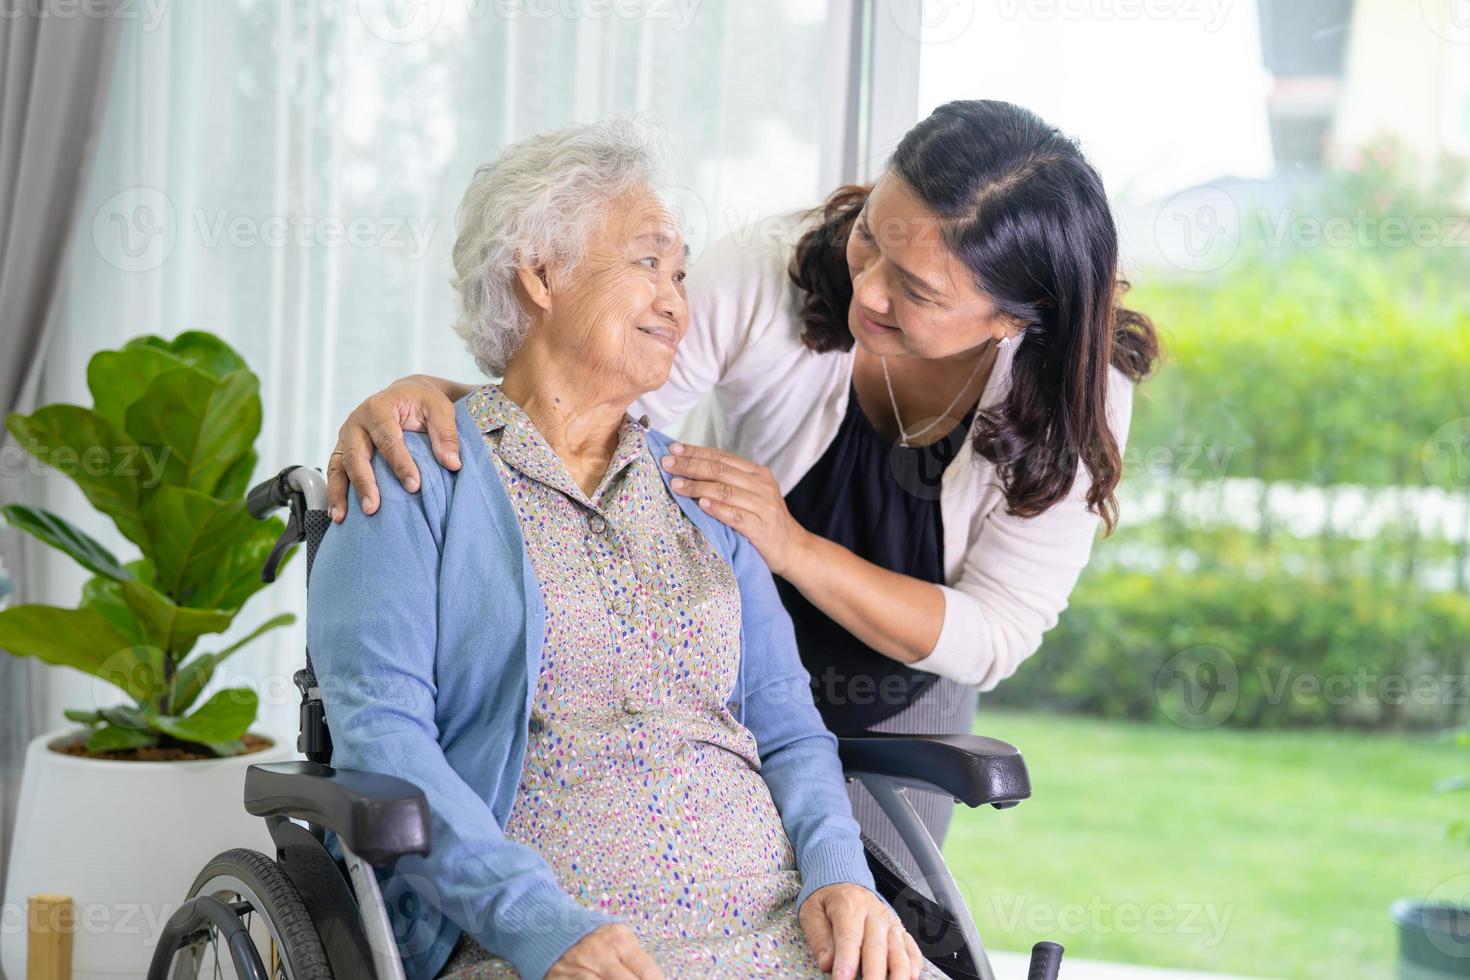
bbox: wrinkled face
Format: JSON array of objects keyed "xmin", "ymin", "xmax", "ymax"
[
  {"xmin": 845, "ymin": 172, "xmax": 1013, "ymax": 360},
  {"xmin": 532, "ymin": 187, "xmax": 689, "ymax": 398}
]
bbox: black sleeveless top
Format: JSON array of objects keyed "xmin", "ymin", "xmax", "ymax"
[{"xmin": 775, "ymin": 379, "xmax": 977, "ymax": 735}]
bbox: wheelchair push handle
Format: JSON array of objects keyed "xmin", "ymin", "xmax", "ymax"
[
  {"xmin": 247, "ymin": 464, "xmax": 329, "ymax": 519},
  {"xmin": 1027, "ymin": 940, "xmax": 1064, "ymax": 979},
  {"xmin": 245, "ymin": 465, "xmax": 330, "ymax": 582}
]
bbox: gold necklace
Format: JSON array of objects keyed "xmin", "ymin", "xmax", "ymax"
[{"xmin": 879, "ymin": 341, "xmax": 994, "ymax": 448}]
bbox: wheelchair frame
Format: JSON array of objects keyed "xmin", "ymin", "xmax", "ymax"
[{"xmin": 147, "ymin": 464, "xmax": 1054, "ymax": 980}]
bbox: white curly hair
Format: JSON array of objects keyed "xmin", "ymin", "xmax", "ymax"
[{"xmin": 450, "ymin": 117, "xmax": 670, "ymax": 377}]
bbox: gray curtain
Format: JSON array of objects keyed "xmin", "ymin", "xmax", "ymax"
[{"xmin": 0, "ymin": 0, "xmax": 123, "ymax": 906}]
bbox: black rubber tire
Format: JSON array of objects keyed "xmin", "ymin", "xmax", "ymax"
[{"xmin": 180, "ymin": 847, "xmax": 332, "ymax": 980}]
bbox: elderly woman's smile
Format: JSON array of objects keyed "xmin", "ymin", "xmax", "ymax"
[{"xmin": 509, "ymin": 187, "xmax": 689, "ymax": 402}]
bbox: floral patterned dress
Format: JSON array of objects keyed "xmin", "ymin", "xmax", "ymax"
[{"xmin": 437, "ymin": 384, "xmax": 829, "ymax": 978}]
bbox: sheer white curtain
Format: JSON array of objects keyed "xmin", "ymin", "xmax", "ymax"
[{"xmin": 35, "ymin": 0, "xmax": 853, "ymax": 739}]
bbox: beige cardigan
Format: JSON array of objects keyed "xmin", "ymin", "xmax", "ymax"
[{"xmin": 631, "ymin": 212, "xmax": 1135, "ymax": 692}]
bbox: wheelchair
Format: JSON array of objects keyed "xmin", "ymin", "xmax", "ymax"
[{"xmin": 146, "ymin": 465, "xmax": 1065, "ymax": 980}]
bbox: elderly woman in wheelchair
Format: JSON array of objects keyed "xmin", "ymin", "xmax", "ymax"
[
  {"xmin": 300, "ymin": 119, "xmax": 949, "ymax": 980},
  {"xmin": 146, "ymin": 120, "xmax": 1055, "ymax": 980}
]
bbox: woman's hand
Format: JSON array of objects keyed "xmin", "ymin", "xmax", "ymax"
[
  {"xmin": 659, "ymin": 443, "xmax": 812, "ymax": 577},
  {"xmin": 546, "ymin": 923, "xmax": 664, "ymax": 980},
  {"xmin": 799, "ymin": 883, "xmax": 921, "ymax": 980},
  {"xmin": 326, "ymin": 375, "xmax": 464, "ymax": 522}
]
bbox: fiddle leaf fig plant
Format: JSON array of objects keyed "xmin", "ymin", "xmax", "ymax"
[{"xmin": 0, "ymin": 332, "xmax": 294, "ymax": 756}]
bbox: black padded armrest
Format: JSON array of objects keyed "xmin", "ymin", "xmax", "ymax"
[
  {"xmin": 837, "ymin": 733, "xmax": 1031, "ymax": 809},
  {"xmin": 244, "ymin": 761, "xmax": 431, "ymax": 866}
]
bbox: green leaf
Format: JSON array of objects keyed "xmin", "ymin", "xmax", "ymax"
[
  {"xmin": 171, "ymin": 612, "xmax": 295, "ymax": 714},
  {"xmin": 63, "ymin": 708, "xmax": 102, "ymax": 724},
  {"xmin": 4, "ymin": 406, "xmax": 148, "ymax": 547},
  {"xmin": 127, "ymin": 332, "xmax": 249, "ymax": 379},
  {"xmin": 80, "ymin": 575, "xmax": 148, "ymax": 646},
  {"xmin": 188, "ymin": 518, "xmax": 288, "ymax": 612},
  {"xmin": 86, "ymin": 345, "xmax": 189, "ymax": 431},
  {"xmin": 0, "ymin": 604, "xmax": 166, "ymax": 700},
  {"xmin": 214, "ymin": 448, "xmax": 259, "ymax": 502},
  {"xmin": 201, "ymin": 738, "xmax": 250, "ymax": 757},
  {"xmin": 101, "ymin": 703, "xmax": 153, "ymax": 730},
  {"xmin": 119, "ymin": 580, "xmax": 233, "ymax": 659},
  {"xmin": 151, "ymin": 688, "xmax": 257, "ymax": 744},
  {"xmin": 0, "ymin": 504, "xmax": 134, "ymax": 581},
  {"xmin": 87, "ymin": 723, "xmax": 158, "ymax": 753},
  {"xmin": 124, "ymin": 367, "xmax": 261, "ymax": 499},
  {"xmin": 142, "ymin": 488, "xmax": 255, "ymax": 602}
]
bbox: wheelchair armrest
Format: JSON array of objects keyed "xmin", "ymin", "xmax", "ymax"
[
  {"xmin": 837, "ymin": 733, "xmax": 1031, "ymax": 809},
  {"xmin": 244, "ymin": 761, "xmax": 431, "ymax": 866}
]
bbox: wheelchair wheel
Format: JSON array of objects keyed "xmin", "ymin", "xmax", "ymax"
[{"xmin": 169, "ymin": 847, "xmax": 331, "ymax": 980}]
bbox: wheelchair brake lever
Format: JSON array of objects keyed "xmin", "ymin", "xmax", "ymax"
[{"xmin": 262, "ymin": 506, "xmax": 304, "ymax": 583}]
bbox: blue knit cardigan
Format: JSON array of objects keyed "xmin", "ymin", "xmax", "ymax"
[{"xmin": 306, "ymin": 394, "xmax": 875, "ymax": 980}]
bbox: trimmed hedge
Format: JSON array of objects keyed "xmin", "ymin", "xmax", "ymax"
[
  {"xmin": 1126, "ymin": 254, "xmax": 1470, "ymax": 492},
  {"xmin": 989, "ymin": 567, "xmax": 1470, "ymax": 731}
]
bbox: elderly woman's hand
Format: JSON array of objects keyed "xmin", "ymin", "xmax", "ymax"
[
  {"xmin": 799, "ymin": 883, "xmax": 922, "ymax": 980},
  {"xmin": 546, "ymin": 923, "xmax": 665, "ymax": 980},
  {"xmin": 660, "ymin": 442, "xmax": 813, "ymax": 577},
  {"xmin": 326, "ymin": 375, "xmax": 464, "ymax": 522}
]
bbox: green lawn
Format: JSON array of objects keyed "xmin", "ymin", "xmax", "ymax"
[{"xmin": 941, "ymin": 709, "xmax": 1470, "ymax": 978}]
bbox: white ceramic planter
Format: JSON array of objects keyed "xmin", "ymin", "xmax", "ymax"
[{"xmin": 1, "ymin": 727, "xmax": 296, "ymax": 980}]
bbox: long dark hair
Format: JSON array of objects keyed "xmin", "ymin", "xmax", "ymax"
[{"xmin": 790, "ymin": 100, "xmax": 1159, "ymax": 533}]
